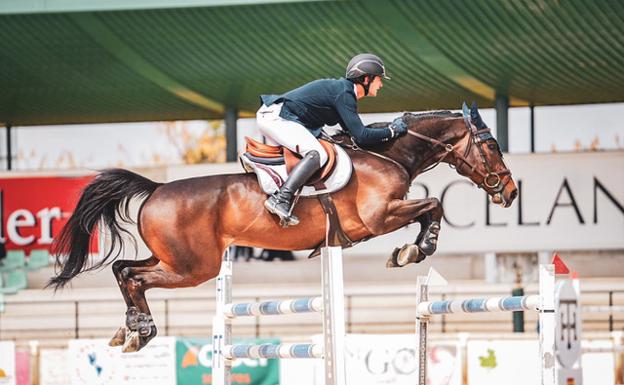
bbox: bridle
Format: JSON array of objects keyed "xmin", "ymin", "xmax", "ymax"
[
  {"xmin": 406, "ymin": 106, "xmax": 512, "ymax": 193},
  {"xmin": 332, "ymin": 105, "xmax": 512, "ymax": 193}
]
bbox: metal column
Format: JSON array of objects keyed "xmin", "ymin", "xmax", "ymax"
[
  {"xmin": 495, "ymin": 94, "xmax": 509, "ymax": 153},
  {"xmin": 530, "ymin": 104, "xmax": 535, "ymax": 153},
  {"xmin": 5, "ymin": 124, "xmax": 12, "ymax": 170},
  {"xmin": 225, "ymin": 108, "xmax": 238, "ymax": 162}
]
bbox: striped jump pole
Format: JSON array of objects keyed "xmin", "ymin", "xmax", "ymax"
[
  {"xmin": 224, "ymin": 296, "xmax": 323, "ymax": 317},
  {"xmin": 212, "ymin": 246, "xmax": 346, "ymax": 385},
  {"xmin": 415, "ymin": 264, "xmax": 556, "ymax": 385}
]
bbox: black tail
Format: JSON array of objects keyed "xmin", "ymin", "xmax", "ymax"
[{"xmin": 48, "ymin": 169, "xmax": 162, "ymax": 290}]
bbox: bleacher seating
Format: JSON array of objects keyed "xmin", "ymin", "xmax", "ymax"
[
  {"xmin": 26, "ymin": 249, "xmax": 50, "ymax": 270},
  {"xmin": 0, "ymin": 269, "xmax": 28, "ymax": 294},
  {"xmin": 1, "ymin": 250, "xmax": 26, "ymax": 271},
  {"xmin": 0, "ymin": 249, "xmax": 50, "ymax": 308}
]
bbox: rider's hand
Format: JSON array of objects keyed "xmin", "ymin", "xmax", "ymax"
[{"xmin": 390, "ymin": 117, "xmax": 408, "ymax": 138}]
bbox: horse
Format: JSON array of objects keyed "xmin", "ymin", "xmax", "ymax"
[{"xmin": 49, "ymin": 103, "xmax": 517, "ymax": 352}]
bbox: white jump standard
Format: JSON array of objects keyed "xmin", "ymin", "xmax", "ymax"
[
  {"xmin": 212, "ymin": 246, "xmax": 346, "ymax": 385},
  {"xmin": 415, "ymin": 264, "xmax": 557, "ymax": 385}
]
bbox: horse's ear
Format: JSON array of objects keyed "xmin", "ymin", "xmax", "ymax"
[
  {"xmin": 470, "ymin": 101, "xmax": 487, "ymax": 129},
  {"xmin": 461, "ymin": 102, "xmax": 469, "ymax": 118},
  {"xmin": 470, "ymin": 101, "xmax": 479, "ymax": 120}
]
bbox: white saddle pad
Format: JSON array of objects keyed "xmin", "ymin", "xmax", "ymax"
[{"xmin": 240, "ymin": 144, "xmax": 353, "ymax": 196}]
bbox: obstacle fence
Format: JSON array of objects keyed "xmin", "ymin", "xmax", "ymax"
[
  {"xmin": 210, "ymin": 246, "xmax": 613, "ymax": 385},
  {"xmin": 415, "ymin": 264, "xmax": 557, "ymax": 385},
  {"xmin": 212, "ymin": 246, "xmax": 346, "ymax": 385}
]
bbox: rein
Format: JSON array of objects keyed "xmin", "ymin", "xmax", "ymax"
[
  {"xmin": 325, "ymin": 134, "xmax": 413, "ymax": 182},
  {"xmin": 406, "ymin": 117, "xmax": 511, "ymax": 192},
  {"xmin": 329, "ymin": 108, "xmax": 511, "ymax": 193}
]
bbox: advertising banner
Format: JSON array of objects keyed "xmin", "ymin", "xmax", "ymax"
[
  {"xmin": 346, "ymin": 151, "xmax": 624, "ymax": 254},
  {"xmin": 176, "ymin": 337, "xmax": 279, "ymax": 385},
  {"xmin": 39, "ymin": 348, "xmax": 70, "ymax": 385},
  {"xmin": 14, "ymin": 350, "xmax": 29, "ymax": 385},
  {"xmin": 0, "ymin": 341, "xmax": 16, "ymax": 385},
  {"xmin": 581, "ymin": 340, "xmax": 615, "ymax": 385},
  {"xmin": 342, "ymin": 334, "xmax": 461, "ymax": 385},
  {"xmin": 0, "ymin": 175, "xmax": 96, "ymax": 254},
  {"xmin": 68, "ymin": 337, "xmax": 175, "ymax": 385},
  {"xmin": 467, "ymin": 340, "xmax": 539, "ymax": 385}
]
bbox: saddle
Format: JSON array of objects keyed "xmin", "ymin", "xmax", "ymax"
[
  {"xmin": 244, "ymin": 137, "xmax": 337, "ymax": 186},
  {"xmin": 240, "ymin": 137, "xmax": 352, "ymax": 196}
]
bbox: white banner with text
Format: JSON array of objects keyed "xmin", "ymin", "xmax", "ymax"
[{"xmin": 345, "ymin": 151, "xmax": 624, "ymax": 254}]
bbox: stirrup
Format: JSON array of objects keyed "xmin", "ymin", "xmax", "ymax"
[
  {"xmin": 279, "ymin": 216, "xmax": 299, "ymax": 227},
  {"xmin": 265, "ymin": 192, "xmax": 301, "ymax": 227}
]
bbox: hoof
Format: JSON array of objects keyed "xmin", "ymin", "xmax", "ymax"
[
  {"xmin": 122, "ymin": 331, "xmax": 141, "ymax": 353},
  {"xmin": 397, "ymin": 244, "xmax": 425, "ymax": 265},
  {"xmin": 386, "ymin": 244, "xmax": 425, "ymax": 268},
  {"xmin": 109, "ymin": 326, "xmax": 127, "ymax": 347},
  {"xmin": 386, "ymin": 248, "xmax": 402, "ymax": 268}
]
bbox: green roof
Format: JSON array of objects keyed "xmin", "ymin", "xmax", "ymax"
[{"xmin": 1, "ymin": 0, "xmax": 623, "ymax": 126}]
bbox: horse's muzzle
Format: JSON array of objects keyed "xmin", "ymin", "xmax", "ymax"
[{"xmin": 491, "ymin": 186, "xmax": 517, "ymax": 208}]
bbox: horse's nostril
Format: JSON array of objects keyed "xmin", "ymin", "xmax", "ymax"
[{"xmin": 510, "ymin": 189, "xmax": 518, "ymax": 201}]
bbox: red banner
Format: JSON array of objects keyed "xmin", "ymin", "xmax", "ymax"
[{"xmin": 0, "ymin": 175, "xmax": 96, "ymax": 254}]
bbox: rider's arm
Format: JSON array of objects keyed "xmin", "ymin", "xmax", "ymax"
[{"xmin": 335, "ymin": 92, "xmax": 393, "ymax": 146}]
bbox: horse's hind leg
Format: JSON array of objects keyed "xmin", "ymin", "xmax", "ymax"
[
  {"xmin": 383, "ymin": 197, "xmax": 443, "ymax": 267},
  {"xmin": 118, "ymin": 261, "xmax": 220, "ymax": 352},
  {"xmin": 109, "ymin": 256, "xmax": 159, "ymax": 347}
]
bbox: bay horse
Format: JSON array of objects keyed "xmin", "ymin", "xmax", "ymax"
[{"xmin": 49, "ymin": 103, "xmax": 517, "ymax": 352}]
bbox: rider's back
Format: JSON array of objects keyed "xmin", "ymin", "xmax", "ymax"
[{"xmin": 260, "ymin": 78, "xmax": 354, "ymax": 135}]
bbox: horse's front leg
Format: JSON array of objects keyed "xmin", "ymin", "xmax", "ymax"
[
  {"xmin": 413, "ymin": 201, "xmax": 443, "ymax": 257},
  {"xmin": 381, "ymin": 197, "xmax": 443, "ymax": 268}
]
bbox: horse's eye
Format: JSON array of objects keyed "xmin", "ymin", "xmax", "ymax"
[{"xmin": 488, "ymin": 143, "xmax": 497, "ymax": 150}]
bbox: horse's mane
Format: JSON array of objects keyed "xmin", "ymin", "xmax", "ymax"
[
  {"xmin": 328, "ymin": 110, "xmax": 462, "ymax": 151},
  {"xmin": 403, "ymin": 110, "xmax": 462, "ymax": 122}
]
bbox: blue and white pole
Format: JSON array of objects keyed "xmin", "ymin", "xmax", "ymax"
[{"xmin": 415, "ymin": 264, "xmax": 556, "ymax": 385}]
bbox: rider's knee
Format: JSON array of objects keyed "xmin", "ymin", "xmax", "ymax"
[{"xmin": 304, "ymin": 148, "xmax": 328, "ymax": 167}]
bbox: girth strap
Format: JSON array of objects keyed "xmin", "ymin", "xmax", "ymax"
[{"xmin": 307, "ymin": 193, "xmax": 353, "ymax": 258}]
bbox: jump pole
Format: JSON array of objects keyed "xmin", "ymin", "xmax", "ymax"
[
  {"xmin": 415, "ymin": 264, "xmax": 556, "ymax": 385},
  {"xmin": 212, "ymin": 246, "xmax": 346, "ymax": 385}
]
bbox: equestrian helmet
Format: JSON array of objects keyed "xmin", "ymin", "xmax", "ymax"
[{"xmin": 345, "ymin": 53, "xmax": 391, "ymax": 81}]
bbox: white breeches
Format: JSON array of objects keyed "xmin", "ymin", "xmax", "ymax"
[{"xmin": 256, "ymin": 103, "xmax": 328, "ymax": 166}]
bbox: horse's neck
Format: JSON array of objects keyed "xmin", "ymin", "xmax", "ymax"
[{"xmin": 379, "ymin": 117, "xmax": 463, "ymax": 179}]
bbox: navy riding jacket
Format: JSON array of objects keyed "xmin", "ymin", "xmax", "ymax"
[{"xmin": 260, "ymin": 78, "xmax": 392, "ymax": 146}]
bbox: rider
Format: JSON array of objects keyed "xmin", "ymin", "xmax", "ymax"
[{"xmin": 256, "ymin": 53, "xmax": 408, "ymax": 226}]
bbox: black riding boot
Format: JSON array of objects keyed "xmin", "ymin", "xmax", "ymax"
[{"xmin": 264, "ymin": 150, "xmax": 321, "ymax": 226}]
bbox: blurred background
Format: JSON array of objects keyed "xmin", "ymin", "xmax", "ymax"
[{"xmin": 0, "ymin": 1, "xmax": 622, "ymax": 384}]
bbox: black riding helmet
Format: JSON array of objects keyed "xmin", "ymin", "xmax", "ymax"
[{"xmin": 345, "ymin": 53, "xmax": 390, "ymax": 95}]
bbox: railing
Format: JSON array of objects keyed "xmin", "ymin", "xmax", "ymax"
[{"xmin": 1, "ymin": 286, "xmax": 622, "ymax": 345}]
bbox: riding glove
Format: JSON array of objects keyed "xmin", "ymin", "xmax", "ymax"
[{"xmin": 390, "ymin": 117, "xmax": 408, "ymax": 138}]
